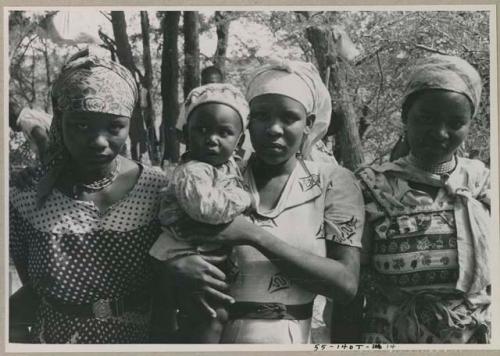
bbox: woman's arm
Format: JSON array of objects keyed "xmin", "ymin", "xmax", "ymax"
[
  {"xmin": 250, "ymin": 227, "xmax": 361, "ymax": 303},
  {"xmin": 177, "ymin": 167, "xmax": 365, "ymax": 304},
  {"xmin": 250, "ymin": 167, "xmax": 364, "ymax": 303},
  {"xmin": 177, "ymin": 217, "xmax": 360, "ymax": 303}
]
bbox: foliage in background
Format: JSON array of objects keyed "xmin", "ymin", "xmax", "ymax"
[{"xmin": 9, "ymin": 10, "xmax": 491, "ymax": 170}]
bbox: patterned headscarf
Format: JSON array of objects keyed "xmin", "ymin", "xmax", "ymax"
[
  {"xmin": 36, "ymin": 48, "xmax": 138, "ymax": 207},
  {"xmin": 176, "ymin": 83, "xmax": 249, "ymax": 131},
  {"xmin": 402, "ymin": 54, "xmax": 482, "ymax": 118},
  {"xmin": 246, "ymin": 58, "xmax": 332, "ymax": 158}
]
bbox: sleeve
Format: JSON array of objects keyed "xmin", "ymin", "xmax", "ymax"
[
  {"xmin": 473, "ymin": 162, "xmax": 490, "ymax": 208},
  {"xmin": 149, "ymin": 229, "xmax": 196, "ymax": 262},
  {"xmin": 173, "ymin": 162, "xmax": 252, "ymax": 225},
  {"xmin": 9, "ymin": 202, "xmax": 29, "ymax": 285},
  {"xmin": 157, "ymin": 185, "xmax": 183, "ymax": 227},
  {"xmin": 323, "ymin": 167, "xmax": 365, "ymax": 248}
]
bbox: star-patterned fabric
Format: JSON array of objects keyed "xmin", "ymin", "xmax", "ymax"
[
  {"xmin": 10, "ymin": 164, "xmax": 168, "ymax": 343},
  {"xmin": 220, "ymin": 158, "xmax": 364, "ymax": 343}
]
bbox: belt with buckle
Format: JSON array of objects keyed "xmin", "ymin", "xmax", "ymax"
[
  {"xmin": 228, "ymin": 301, "xmax": 314, "ymax": 320},
  {"xmin": 42, "ymin": 292, "xmax": 151, "ymax": 320}
]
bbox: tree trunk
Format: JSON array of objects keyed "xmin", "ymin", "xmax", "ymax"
[
  {"xmin": 183, "ymin": 11, "xmax": 200, "ymax": 98},
  {"xmin": 111, "ymin": 11, "xmax": 146, "ymax": 161},
  {"xmin": 140, "ymin": 11, "xmax": 161, "ymax": 166},
  {"xmin": 30, "ymin": 48, "xmax": 36, "ymax": 106},
  {"xmin": 214, "ymin": 11, "xmax": 230, "ymax": 76},
  {"xmin": 160, "ymin": 11, "xmax": 181, "ymax": 164},
  {"xmin": 306, "ymin": 25, "xmax": 364, "ymax": 171},
  {"xmin": 42, "ymin": 39, "xmax": 51, "ymax": 112}
]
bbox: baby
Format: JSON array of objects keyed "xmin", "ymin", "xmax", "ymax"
[{"xmin": 149, "ymin": 83, "xmax": 252, "ymax": 343}]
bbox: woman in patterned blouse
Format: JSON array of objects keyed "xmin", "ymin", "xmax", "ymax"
[
  {"xmin": 165, "ymin": 59, "xmax": 365, "ymax": 343},
  {"xmin": 353, "ymin": 55, "xmax": 491, "ymax": 343},
  {"xmin": 9, "ymin": 49, "xmax": 169, "ymax": 343}
]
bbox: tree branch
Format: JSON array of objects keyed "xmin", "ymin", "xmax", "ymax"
[
  {"xmin": 413, "ymin": 43, "xmax": 449, "ymax": 55},
  {"xmin": 100, "ymin": 11, "xmax": 112, "ymax": 22},
  {"xmin": 374, "ymin": 52, "xmax": 384, "ymax": 121}
]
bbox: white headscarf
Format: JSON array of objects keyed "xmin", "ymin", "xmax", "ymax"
[
  {"xmin": 176, "ymin": 83, "xmax": 249, "ymax": 131},
  {"xmin": 246, "ymin": 58, "xmax": 332, "ymax": 158}
]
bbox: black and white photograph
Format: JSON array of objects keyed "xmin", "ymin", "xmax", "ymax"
[{"xmin": 5, "ymin": 6, "xmax": 498, "ymax": 350}]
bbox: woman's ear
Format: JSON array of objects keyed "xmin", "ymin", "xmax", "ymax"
[
  {"xmin": 237, "ymin": 132, "xmax": 246, "ymax": 149},
  {"xmin": 304, "ymin": 114, "xmax": 316, "ymax": 134},
  {"xmin": 182, "ymin": 124, "xmax": 189, "ymax": 148}
]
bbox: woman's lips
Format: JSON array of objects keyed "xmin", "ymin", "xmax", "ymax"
[
  {"xmin": 87, "ymin": 154, "xmax": 112, "ymax": 163},
  {"xmin": 264, "ymin": 142, "xmax": 286, "ymax": 150}
]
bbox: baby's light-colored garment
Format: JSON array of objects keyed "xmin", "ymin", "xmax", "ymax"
[{"xmin": 150, "ymin": 157, "xmax": 251, "ymax": 261}]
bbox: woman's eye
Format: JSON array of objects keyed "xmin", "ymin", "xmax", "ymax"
[
  {"xmin": 250, "ymin": 112, "xmax": 268, "ymax": 121},
  {"xmin": 75, "ymin": 123, "xmax": 88, "ymax": 130},
  {"xmin": 109, "ymin": 124, "xmax": 125, "ymax": 133},
  {"xmin": 418, "ymin": 115, "xmax": 433, "ymax": 124},
  {"xmin": 448, "ymin": 121, "xmax": 466, "ymax": 130},
  {"xmin": 284, "ymin": 116, "xmax": 300, "ymax": 124}
]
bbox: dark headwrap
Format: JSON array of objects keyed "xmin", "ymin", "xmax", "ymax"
[{"xmin": 36, "ymin": 49, "xmax": 138, "ymax": 207}]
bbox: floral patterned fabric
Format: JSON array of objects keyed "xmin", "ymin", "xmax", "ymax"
[{"xmin": 356, "ymin": 156, "xmax": 490, "ymax": 343}]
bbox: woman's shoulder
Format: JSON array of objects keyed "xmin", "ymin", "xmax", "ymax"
[
  {"xmin": 136, "ymin": 163, "xmax": 170, "ymax": 191},
  {"xmin": 10, "ymin": 165, "xmax": 45, "ymax": 208},
  {"xmin": 302, "ymin": 160, "xmax": 359, "ymax": 190},
  {"xmin": 455, "ymin": 157, "xmax": 490, "ymax": 193},
  {"xmin": 457, "ymin": 157, "xmax": 489, "ymax": 175},
  {"xmin": 354, "ymin": 162, "xmax": 396, "ymax": 186}
]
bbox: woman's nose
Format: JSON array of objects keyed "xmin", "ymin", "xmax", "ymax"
[
  {"xmin": 88, "ymin": 134, "xmax": 108, "ymax": 150},
  {"xmin": 266, "ymin": 120, "xmax": 284, "ymax": 136},
  {"xmin": 433, "ymin": 124, "xmax": 450, "ymax": 141}
]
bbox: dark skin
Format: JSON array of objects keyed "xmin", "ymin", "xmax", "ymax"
[
  {"xmin": 10, "ymin": 110, "xmax": 146, "ymax": 342},
  {"xmin": 331, "ymin": 89, "xmax": 474, "ymax": 342},
  {"xmin": 405, "ymin": 89, "xmax": 472, "ymax": 166},
  {"xmin": 177, "ymin": 102, "xmax": 245, "ymax": 342},
  {"xmin": 167, "ymin": 94, "xmax": 361, "ymax": 317},
  {"xmin": 186, "ymin": 103, "xmax": 244, "ymax": 166},
  {"xmin": 58, "ymin": 111, "xmax": 140, "ymax": 211},
  {"xmin": 201, "ymin": 72, "xmax": 223, "ymax": 85},
  {"xmin": 405, "ymin": 90, "xmax": 472, "ymax": 198}
]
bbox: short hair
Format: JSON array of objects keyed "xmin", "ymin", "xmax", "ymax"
[{"xmin": 201, "ymin": 66, "xmax": 223, "ymax": 84}]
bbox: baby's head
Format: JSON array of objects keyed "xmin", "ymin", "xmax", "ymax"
[{"xmin": 183, "ymin": 83, "xmax": 249, "ymax": 166}]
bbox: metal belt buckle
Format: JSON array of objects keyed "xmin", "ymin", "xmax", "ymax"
[{"xmin": 92, "ymin": 299, "xmax": 113, "ymax": 320}]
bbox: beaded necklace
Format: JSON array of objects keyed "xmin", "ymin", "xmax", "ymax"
[
  {"xmin": 408, "ymin": 153, "xmax": 457, "ymax": 181},
  {"xmin": 72, "ymin": 158, "xmax": 121, "ymax": 199}
]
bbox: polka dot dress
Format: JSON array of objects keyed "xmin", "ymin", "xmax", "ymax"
[{"xmin": 10, "ymin": 165, "xmax": 168, "ymax": 344}]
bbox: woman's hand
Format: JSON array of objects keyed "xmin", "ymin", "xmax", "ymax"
[
  {"xmin": 164, "ymin": 254, "xmax": 235, "ymax": 317},
  {"xmin": 173, "ymin": 215, "xmax": 258, "ymax": 246}
]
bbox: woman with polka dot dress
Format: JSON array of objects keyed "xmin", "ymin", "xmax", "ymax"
[{"xmin": 9, "ymin": 49, "xmax": 169, "ymax": 343}]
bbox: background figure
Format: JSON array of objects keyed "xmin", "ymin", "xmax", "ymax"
[
  {"xmin": 15, "ymin": 107, "xmax": 52, "ymax": 164},
  {"xmin": 201, "ymin": 65, "xmax": 224, "ymax": 85}
]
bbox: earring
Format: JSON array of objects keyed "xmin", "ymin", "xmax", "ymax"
[{"xmin": 296, "ymin": 133, "xmax": 309, "ymax": 159}]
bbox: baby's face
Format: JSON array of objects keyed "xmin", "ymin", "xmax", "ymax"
[{"xmin": 187, "ymin": 103, "xmax": 243, "ymax": 166}]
